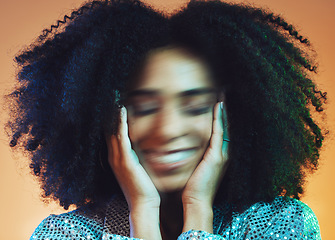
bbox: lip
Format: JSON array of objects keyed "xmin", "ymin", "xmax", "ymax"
[
  {"xmin": 142, "ymin": 147, "xmax": 199, "ymax": 173},
  {"xmin": 143, "ymin": 147, "xmax": 198, "ymax": 155}
]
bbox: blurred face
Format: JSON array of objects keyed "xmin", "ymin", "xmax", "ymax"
[{"xmin": 126, "ymin": 47, "xmax": 217, "ymax": 193}]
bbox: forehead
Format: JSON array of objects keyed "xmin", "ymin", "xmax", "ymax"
[{"xmin": 132, "ymin": 48, "xmax": 215, "ymax": 92}]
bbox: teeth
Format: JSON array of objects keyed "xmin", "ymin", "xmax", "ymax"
[{"xmin": 146, "ymin": 150, "xmax": 195, "ymax": 164}]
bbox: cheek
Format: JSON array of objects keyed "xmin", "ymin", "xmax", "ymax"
[
  {"xmin": 127, "ymin": 116, "xmax": 152, "ymax": 144},
  {"xmin": 192, "ymin": 113, "xmax": 213, "ymax": 144}
]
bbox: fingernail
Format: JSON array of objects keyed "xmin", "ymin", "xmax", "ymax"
[
  {"xmin": 123, "ymin": 106, "xmax": 128, "ymax": 116},
  {"xmin": 220, "ymin": 102, "xmax": 223, "ymax": 109}
]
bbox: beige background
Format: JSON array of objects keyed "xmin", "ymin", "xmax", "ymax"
[{"xmin": 1, "ymin": 0, "xmax": 334, "ymax": 239}]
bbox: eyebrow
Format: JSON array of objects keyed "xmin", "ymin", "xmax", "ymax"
[{"xmin": 127, "ymin": 88, "xmax": 216, "ymax": 98}]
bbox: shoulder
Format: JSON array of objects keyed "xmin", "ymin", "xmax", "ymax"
[
  {"xmin": 261, "ymin": 197, "xmax": 320, "ymax": 226},
  {"xmin": 214, "ymin": 197, "xmax": 321, "ymax": 239},
  {"xmin": 287, "ymin": 198, "xmax": 321, "ymax": 238},
  {"xmin": 246, "ymin": 197, "xmax": 321, "ymax": 239},
  {"xmin": 30, "ymin": 195, "xmax": 130, "ymax": 240},
  {"xmin": 30, "ymin": 207, "xmax": 104, "ymax": 240}
]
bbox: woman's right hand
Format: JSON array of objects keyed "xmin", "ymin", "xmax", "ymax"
[{"xmin": 106, "ymin": 107, "xmax": 161, "ymax": 240}]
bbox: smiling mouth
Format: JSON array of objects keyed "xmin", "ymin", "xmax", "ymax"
[{"xmin": 143, "ymin": 148, "xmax": 198, "ymax": 172}]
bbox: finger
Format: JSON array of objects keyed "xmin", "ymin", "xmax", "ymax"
[
  {"xmin": 106, "ymin": 107, "xmax": 130, "ymax": 168},
  {"xmin": 117, "ymin": 107, "xmax": 141, "ymax": 168},
  {"xmin": 131, "ymin": 149, "xmax": 140, "ymax": 164},
  {"xmin": 118, "ymin": 107, "xmax": 132, "ymax": 156},
  {"xmin": 220, "ymin": 102, "xmax": 229, "ymax": 158},
  {"xmin": 209, "ymin": 102, "xmax": 224, "ymax": 151},
  {"xmin": 221, "ymin": 102, "xmax": 229, "ymax": 139}
]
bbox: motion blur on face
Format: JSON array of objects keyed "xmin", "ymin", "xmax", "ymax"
[{"xmin": 126, "ymin": 47, "xmax": 217, "ymax": 193}]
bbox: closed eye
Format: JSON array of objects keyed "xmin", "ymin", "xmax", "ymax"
[
  {"xmin": 185, "ymin": 106, "xmax": 212, "ymax": 115},
  {"xmin": 182, "ymin": 102, "xmax": 213, "ymax": 116},
  {"xmin": 129, "ymin": 102, "xmax": 159, "ymax": 116}
]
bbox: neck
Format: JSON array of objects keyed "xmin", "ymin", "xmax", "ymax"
[{"xmin": 159, "ymin": 191, "xmax": 184, "ymax": 240}]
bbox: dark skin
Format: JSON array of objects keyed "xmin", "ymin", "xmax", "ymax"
[
  {"xmin": 105, "ymin": 48, "xmax": 229, "ymax": 240},
  {"xmin": 106, "ymin": 102, "xmax": 228, "ymax": 240}
]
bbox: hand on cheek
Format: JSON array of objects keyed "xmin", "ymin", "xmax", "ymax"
[
  {"xmin": 182, "ymin": 102, "xmax": 230, "ymax": 233},
  {"xmin": 105, "ymin": 107, "xmax": 162, "ymax": 240}
]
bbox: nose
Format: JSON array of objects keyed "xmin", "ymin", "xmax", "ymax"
[{"xmin": 153, "ymin": 105, "xmax": 188, "ymax": 142}]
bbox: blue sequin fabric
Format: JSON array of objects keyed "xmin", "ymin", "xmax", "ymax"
[{"xmin": 30, "ymin": 195, "xmax": 321, "ymax": 239}]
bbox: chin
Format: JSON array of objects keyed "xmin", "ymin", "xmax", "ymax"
[{"xmin": 152, "ymin": 173, "xmax": 191, "ymax": 193}]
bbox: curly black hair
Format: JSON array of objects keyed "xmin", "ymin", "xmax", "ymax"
[{"xmin": 6, "ymin": 0, "xmax": 326, "ymax": 210}]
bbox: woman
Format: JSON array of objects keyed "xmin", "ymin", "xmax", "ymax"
[{"xmin": 7, "ymin": 0, "xmax": 325, "ymax": 239}]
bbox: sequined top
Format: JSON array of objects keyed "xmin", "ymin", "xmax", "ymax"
[{"xmin": 30, "ymin": 195, "xmax": 321, "ymax": 240}]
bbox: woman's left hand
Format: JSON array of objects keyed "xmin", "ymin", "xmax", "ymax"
[{"xmin": 182, "ymin": 102, "xmax": 229, "ymax": 233}]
